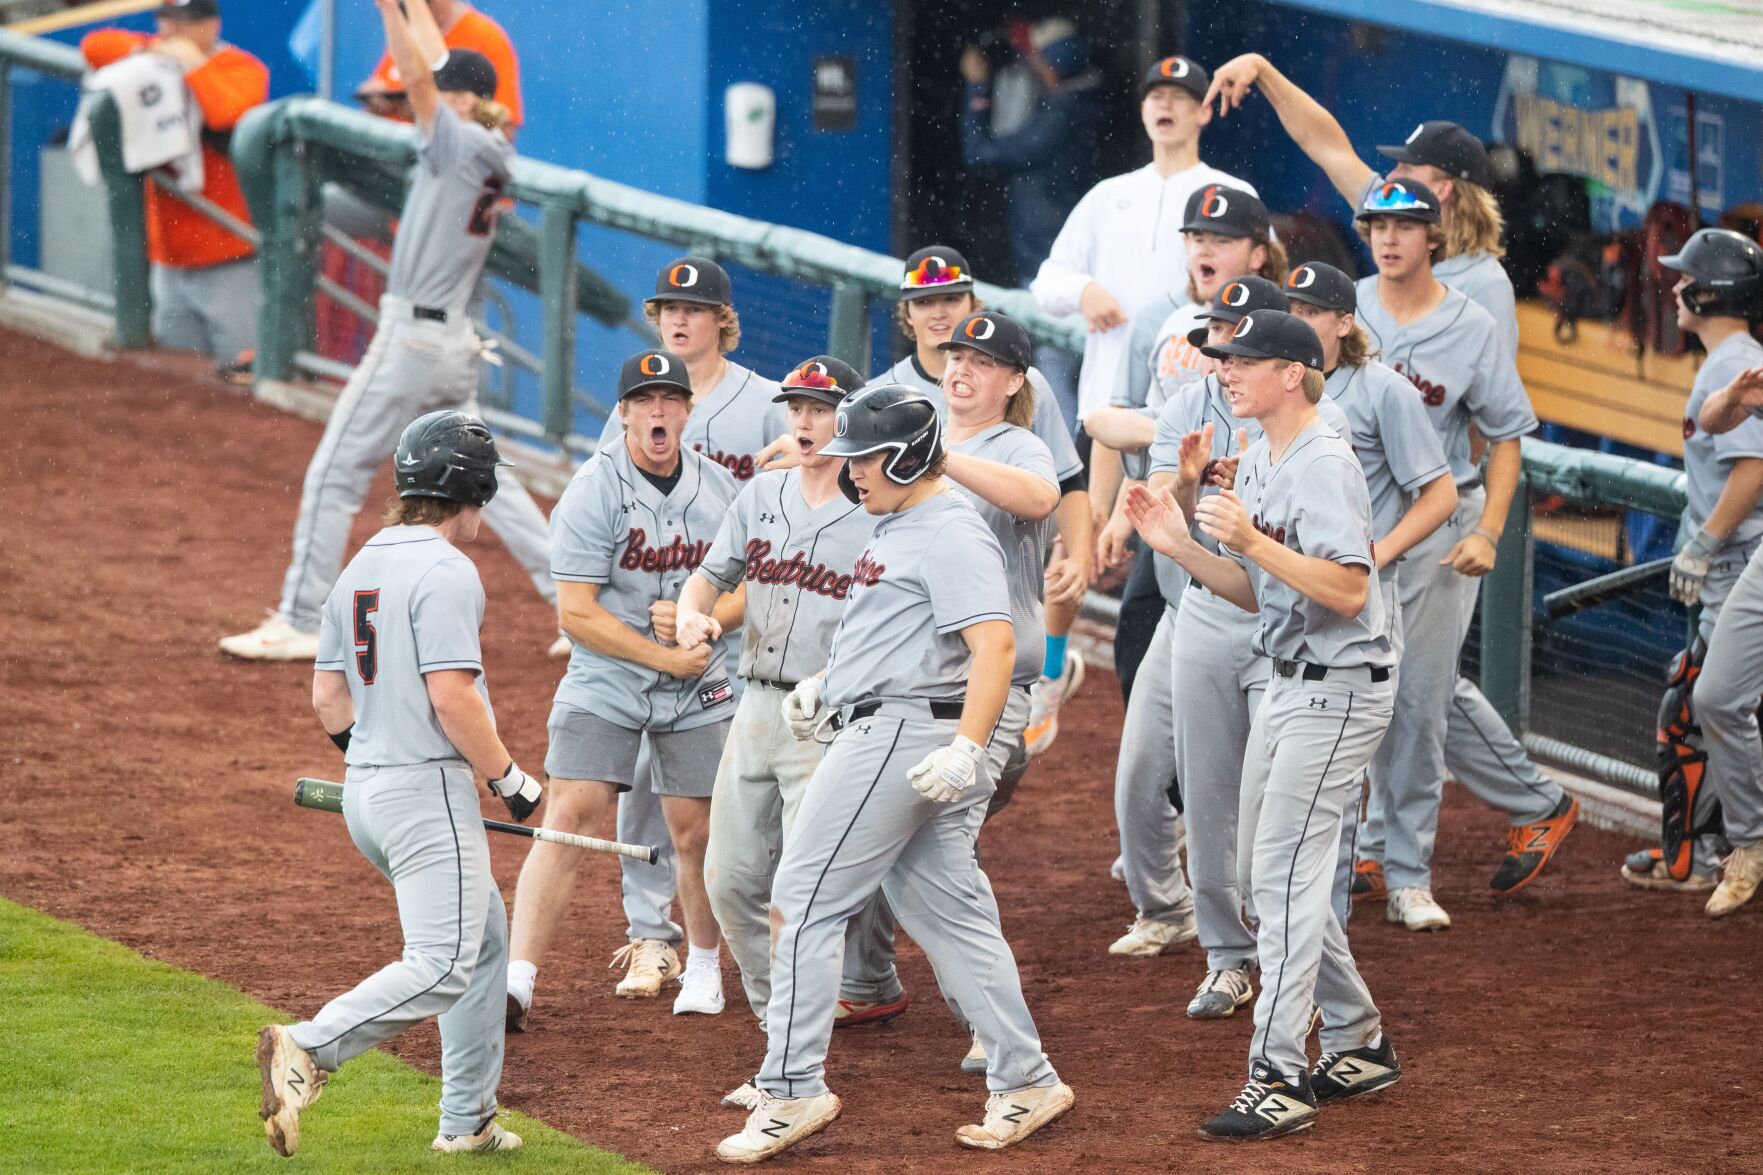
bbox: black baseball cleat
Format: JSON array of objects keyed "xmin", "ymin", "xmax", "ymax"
[
  {"xmin": 1489, "ymin": 794, "xmax": 1579, "ymax": 894},
  {"xmin": 1197, "ymin": 1064, "xmax": 1317, "ymax": 1142},
  {"xmin": 1310, "ymin": 1035, "xmax": 1401, "ymax": 1103},
  {"xmin": 505, "ymin": 993, "xmax": 528, "ymax": 1034}
]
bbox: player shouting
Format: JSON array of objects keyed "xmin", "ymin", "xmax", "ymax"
[
  {"xmin": 256, "ymin": 411, "xmax": 541, "ymax": 1157},
  {"xmin": 717, "ymin": 384, "xmax": 1072, "ymax": 1163},
  {"xmin": 221, "ymin": 0, "xmax": 552, "ymax": 662},
  {"xmin": 1127, "ymin": 310, "xmax": 1399, "ymax": 1142}
]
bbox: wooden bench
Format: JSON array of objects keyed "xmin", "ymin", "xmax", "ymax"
[{"xmin": 1516, "ymin": 300, "xmax": 1699, "ymax": 457}]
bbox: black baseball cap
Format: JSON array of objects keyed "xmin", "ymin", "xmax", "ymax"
[
  {"xmin": 617, "ymin": 349, "xmax": 693, "ymax": 400},
  {"xmin": 900, "ymin": 246, "xmax": 975, "ymax": 303},
  {"xmin": 1355, "ymin": 177, "xmax": 1443, "ymax": 225},
  {"xmin": 939, "ymin": 311, "xmax": 1034, "ymax": 370},
  {"xmin": 1186, "ymin": 275, "xmax": 1289, "ymax": 347},
  {"xmin": 645, "ymin": 257, "xmax": 733, "ymax": 308},
  {"xmin": 1377, "ymin": 120, "xmax": 1491, "ymax": 189},
  {"xmin": 1142, "ymin": 55, "xmax": 1208, "ymax": 101},
  {"xmin": 1201, "ymin": 309, "xmax": 1326, "ymax": 371},
  {"xmin": 774, "ymin": 355, "xmax": 866, "ymax": 407},
  {"xmin": 432, "ymin": 49, "xmax": 498, "ymax": 100},
  {"xmin": 158, "ymin": 0, "xmax": 219, "ymax": 18},
  {"xmin": 1181, "ymin": 183, "xmax": 1268, "ymax": 239},
  {"xmin": 1283, "ymin": 262, "xmax": 1357, "ymax": 314}
]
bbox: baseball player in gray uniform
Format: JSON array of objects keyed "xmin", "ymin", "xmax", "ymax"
[
  {"xmin": 717, "ymin": 383, "xmax": 1073, "ymax": 1163},
  {"xmin": 1348, "ymin": 179, "xmax": 1572, "ymax": 931},
  {"xmin": 675, "ymin": 358, "xmax": 905, "ymax": 1098},
  {"xmin": 594, "ymin": 258, "xmax": 793, "ymax": 1003},
  {"xmin": 878, "ymin": 246, "xmax": 1093, "ymax": 759},
  {"xmin": 1653, "ymin": 228, "xmax": 1763, "ymax": 914},
  {"xmin": 221, "ymin": 0, "xmax": 552, "ymax": 663},
  {"xmin": 505, "ymin": 349, "xmax": 740, "ymax": 1028},
  {"xmin": 257, "ymin": 410, "xmax": 542, "ymax": 1158},
  {"xmin": 1127, "ymin": 310, "xmax": 1399, "ymax": 1142}
]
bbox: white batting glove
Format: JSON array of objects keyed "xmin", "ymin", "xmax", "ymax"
[
  {"xmin": 782, "ymin": 678, "xmax": 826, "ymax": 741},
  {"xmin": 1670, "ymin": 528, "xmax": 1721, "ymax": 605},
  {"xmin": 907, "ymin": 736, "xmax": 986, "ymax": 803},
  {"xmin": 487, "ymin": 761, "xmax": 543, "ymax": 823}
]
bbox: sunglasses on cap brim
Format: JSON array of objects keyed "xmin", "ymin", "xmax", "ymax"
[
  {"xmin": 900, "ymin": 260, "xmax": 967, "ymax": 290},
  {"xmin": 785, "ymin": 367, "xmax": 841, "ymax": 391},
  {"xmin": 1360, "ymin": 187, "xmax": 1435, "ymax": 217}
]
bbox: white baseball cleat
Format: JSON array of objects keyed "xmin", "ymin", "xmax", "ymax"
[
  {"xmin": 1108, "ymin": 913, "xmax": 1198, "ymax": 957},
  {"xmin": 547, "ymin": 633, "xmax": 571, "ymax": 658},
  {"xmin": 433, "ymin": 1120, "xmax": 523, "ymax": 1152},
  {"xmin": 256, "ymin": 1024, "xmax": 327, "ymax": 1157},
  {"xmin": 716, "ymin": 1090, "xmax": 841, "ymax": 1163},
  {"xmin": 611, "ymin": 939, "xmax": 682, "ymax": 998},
  {"xmin": 1109, "ymin": 855, "xmax": 1126, "ymax": 883},
  {"xmin": 955, "ymin": 1082, "xmax": 1075, "ymax": 1151},
  {"xmin": 221, "ymin": 615, "xmax": 320, "ymax": 662},
  {"xmin": 1023, "ymin": 653, "xmax": 1085, "ymax": 757},
  {"xmin": 722, "ymin": 1082, "xmax": 761, "ymax": 1110},
  {"xmin": 1708, "ymin": 842, "xmax": 1763, "ymax": 917},
  {"xmin": 674, "ymin": 959, "xmax": 726, "ymax": 1015},
  {"xmin": 960, "ymin": 1032, "xmax": 989, "ymax": 1074},
  {"xmin": 1187, "ymin": 966, "xmax": 1254, "ymax": 1019},
  {"xmin": 1386, "ymin": 887, "xmax": 1452, "ymax": 932}
]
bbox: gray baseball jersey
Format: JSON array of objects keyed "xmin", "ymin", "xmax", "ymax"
[
  {"xmin": 551, "ymin": 441, "xmax": 740, "ymax": 731},
  {"xmin": 821, "ymin": 491, "xmax": 1011, "ymax": 709},
  {"xmin": 1684, "ymin": 333, "xmax": 1763, "ymax": 549},
  {"xmin": 387, "ymin": 104, "xmax": 513, "ymax": 311},
  {"xmin": 598, "ymin": 360, "xmax": 788, "ymax": 482},
  {"xmin": 948, "ymin": 424, "xmax": 1059, "ymax": 684},
  {"xmin": 1324, "ymin": 359, "xmax": 1452, "ymax": 537},
  {"xmin": 1227, "ymin": 421, "xmax": 1394, "ymax": 668},
  {"xmin": 1112, "ymin": 292, "xmax": 1188, "ymax": 412},
  {"xmin": 316, "ymin": 526, "xmax": 491, "ymax": 767},
  {"xmin": 1353, "ymin": 280, "xmax": 1538, "ymax": 485},
  {"xmin": 880, "ymin": 354, "xmax": 1082, "ymax": 483},
  {"xmin": 697, "ymin": 469, "xmax": 877, "ymax": 684}
]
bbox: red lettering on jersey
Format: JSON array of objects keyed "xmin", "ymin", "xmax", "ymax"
[
  {"xmin": 694, "ymin": 444, "xmax": 758, "ymax": 481},
  {"xmin": 851, "ymin": 550, "xmax": 887, "ymax": 588},
  {"xmin": 620, "ymin": 527, "xmax": 710, "ymax": 572},
  {"xmin": 741, "ymin": 539, "xmax": 855, "ymax": 601},
  {"xmin": 1252, "ymin": 514, "xmax": 1288, "ymax": 544},
  {"xmin": 1683, "ymin": 416, "xmax": 1697, "ymax": 440},
  {"xmin": 1390, "ymin": 362, "xmax": 1447, "ymax": 408}
]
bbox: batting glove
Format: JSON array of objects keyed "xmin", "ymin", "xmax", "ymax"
[
  {"xmin": 907, "ymin": 735, "xmax": 986, "ymax": 803},
  {"xmin": 488, "ymin": 761, "xmax": 544, "ymax": 823},
  {"xmin": 1670, "ymin": 528, "xmax": 1722, "ymax": 605},
  {"xmin": 783, "ymin": 678, "xmax": 826, "ymax": 741}
]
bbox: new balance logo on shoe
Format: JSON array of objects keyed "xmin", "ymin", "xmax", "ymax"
[
  {"xmin": 1332, "ymin": 1059, "xmax": 1364, "ymax": 1082},
  {"xmin": 1257, "ymin": 1096, "xmax": 1298, "ymax": 1124},
  {"xmin": 761, "ymin": 1119, "xmax": 789, "ymax": 1138},
  {"xmin": 1002, "ymin": 1103, "xmax": 1028, "ymax": 1124}
]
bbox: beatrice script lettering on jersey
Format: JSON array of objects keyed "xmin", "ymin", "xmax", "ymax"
[
  {"xmin": 742, "ymin": 540, "xmax": 855, "ymax": 599},
  {"xmin": 620, "ymin": 529, "xmax": 710, "ymax": 572},
  {"xmin": 850, "ymin": 550, "xmax": 887, "ymax": 588}
]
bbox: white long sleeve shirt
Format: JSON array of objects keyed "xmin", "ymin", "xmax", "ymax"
[{"xmin": 1031, "ymin": 160, "xmax": 1254, "ymax": 421}]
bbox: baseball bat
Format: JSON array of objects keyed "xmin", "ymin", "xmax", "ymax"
[
  {"xmin": 1542, "ymin": 556, "xmax": 1672, "ymax": 620},
  {"xmin": 294, "ymin": 778, "xmax": 660, "ymax": 865},
  {"xmin": 13, "ymin": 0, "xmax": 162, "ymax": 36}
]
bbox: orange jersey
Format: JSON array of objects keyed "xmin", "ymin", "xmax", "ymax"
[
  {"xmin": 367, "ymin": 9, "xmax": 523, "ymax": 127},
  {"xmin": 81, "ymin": 31, "xmax": 268, "ymax": 269}
]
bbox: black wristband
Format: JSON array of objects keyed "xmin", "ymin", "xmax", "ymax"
[{"xmin": 329, "ymin": 726, "xmax": 352, "ymax": 753}]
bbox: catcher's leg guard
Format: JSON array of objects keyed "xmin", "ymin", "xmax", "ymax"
[{"xmin": 1657, "ymin": 640, "xmax": 1723, "ymax": 880}]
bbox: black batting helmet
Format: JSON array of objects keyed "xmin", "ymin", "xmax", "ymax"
[
  {"xmin": 819, "ymin": 382, "xmax": 943, "ymax": 504},
  {"xmin": 1659, "ymin": 228, "xmax": 1763, "ymax": 321},
  {"xmin": 394, "ymin": 410, "xmax": 510, "ymax": 508}
]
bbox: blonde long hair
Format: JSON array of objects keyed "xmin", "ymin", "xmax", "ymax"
[{"xmin": 1443, "ymin": 180, "xmax": 1506, "ymax": 260}]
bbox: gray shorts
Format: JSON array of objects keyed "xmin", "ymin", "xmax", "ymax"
[{"xmin": 544, "ymin": 704, "xmax": 729, "ymax": 798}]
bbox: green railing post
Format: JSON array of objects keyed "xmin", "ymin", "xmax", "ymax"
[
  {"xmin": 826, "ymin": 282, "xmax": 869, "ymax": 372},
  {"xmin": 538, "ymin": 204, "xmax": 577, "ymax": 441},
  {"xmin": 1480, "ymin": 475, "xmax": 1534, "ymax": 731},
  {"xmin": 87, "ymin": 94, "xmax": 151, "ymax": 348},
  {"xmin": 249, "ymin": 131, "xmax": 321, "ymax": 383}
]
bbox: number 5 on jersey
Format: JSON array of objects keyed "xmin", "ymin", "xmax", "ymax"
[{"xmin": 353, "ymin": 590, "xmax": 380, "ymax": 684}]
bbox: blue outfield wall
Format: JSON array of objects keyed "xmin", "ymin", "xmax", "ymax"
[{"xmin": 5, "ymin": 0, "xmax": 893, "ymax": 437}]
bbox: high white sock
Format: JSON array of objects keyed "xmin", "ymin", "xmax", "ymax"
[
  {"xmin": 687, "ymin": 944, "xmax": 721, "ymax": 971},
  {"xmin": 507, "ymin": 959, "xmax": 537, "ymax": 1006}
]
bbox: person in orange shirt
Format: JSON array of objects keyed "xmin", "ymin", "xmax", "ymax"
[
  {"xmin": 82, "ymin": 0, "xmax": 269, "ymax": 364},
  {"xmin": 355, "ymin": 0, "xmax": 522, "ymax": 134}
]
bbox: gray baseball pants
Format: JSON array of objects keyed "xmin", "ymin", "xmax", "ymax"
[
  {"xmin": 1362, "ymin": 491, "xmax": 1562, "ymax": 891},
  {"xmin": 759, "ymin": 707, "xmax": 1059, "ymax": 1099},
  {"xmin": 1244, "ymin": 670, "xmax": 1393, "ymax": 1079},
  {"xmin": 277, "ymin": 296, "xmax": 555, "ymax": 634},
  {"xmin": 1173, "ymin": 589, "xmax": 1268, "ymax": 972},
  {"xmin": 151, "ymin": 256, "xmax": 258, "ymax": 363},
  {"xmin": 1694, "ymin": 540, "xmax": 1763, "ymax": 853},
  {"xmin": 1112, "ymin": 608, "xmax": 1196, "ymax": 928},
  {"xmin": 705, "ymin": 682, "xmax": 903, "ymax": 1024},
  {"xmin": 288, "ymin": 764, "xmax": 506, "ymax": 1137}
]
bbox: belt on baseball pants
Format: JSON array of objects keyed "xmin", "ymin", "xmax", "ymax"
[
  {"xmin": 828, "ymin": 698, "xmax": 965, "ymax": 732},
  {"xmin": 412, "ymin": 305, "xmax": 449, "ymax": 323},
  {"xmin": 747, "ymin": 677, "xmax": 798, "ymax": 691},
  {"xmin": 1272, "ymin": 658, "xmax": 1389, "ymax": 683}
]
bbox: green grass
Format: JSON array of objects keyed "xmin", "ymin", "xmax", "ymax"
[{"xmin": 0, "ymin": 899, "xmax": 651, "ymax": 1174}]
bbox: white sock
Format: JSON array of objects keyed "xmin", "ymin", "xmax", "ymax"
[
  {"xmin": 687, "ymin": 944, "xmax": 721, "ymax": 971},
  {"xmin": 507, "ymin": 959, "xmax": 537, "ymax": 1006},
  {"xmin": 1367, "ymin": 1031, "xmax": 1384, "ymax": 1050}
]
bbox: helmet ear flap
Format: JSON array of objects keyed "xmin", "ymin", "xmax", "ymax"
[
  {"xmin": 837, "ymin": 462, "xmax": 861, "ymax": 504},
  {"xmin": 883, "ymin": 406, "xmax": 943, "ymax": 485}
]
